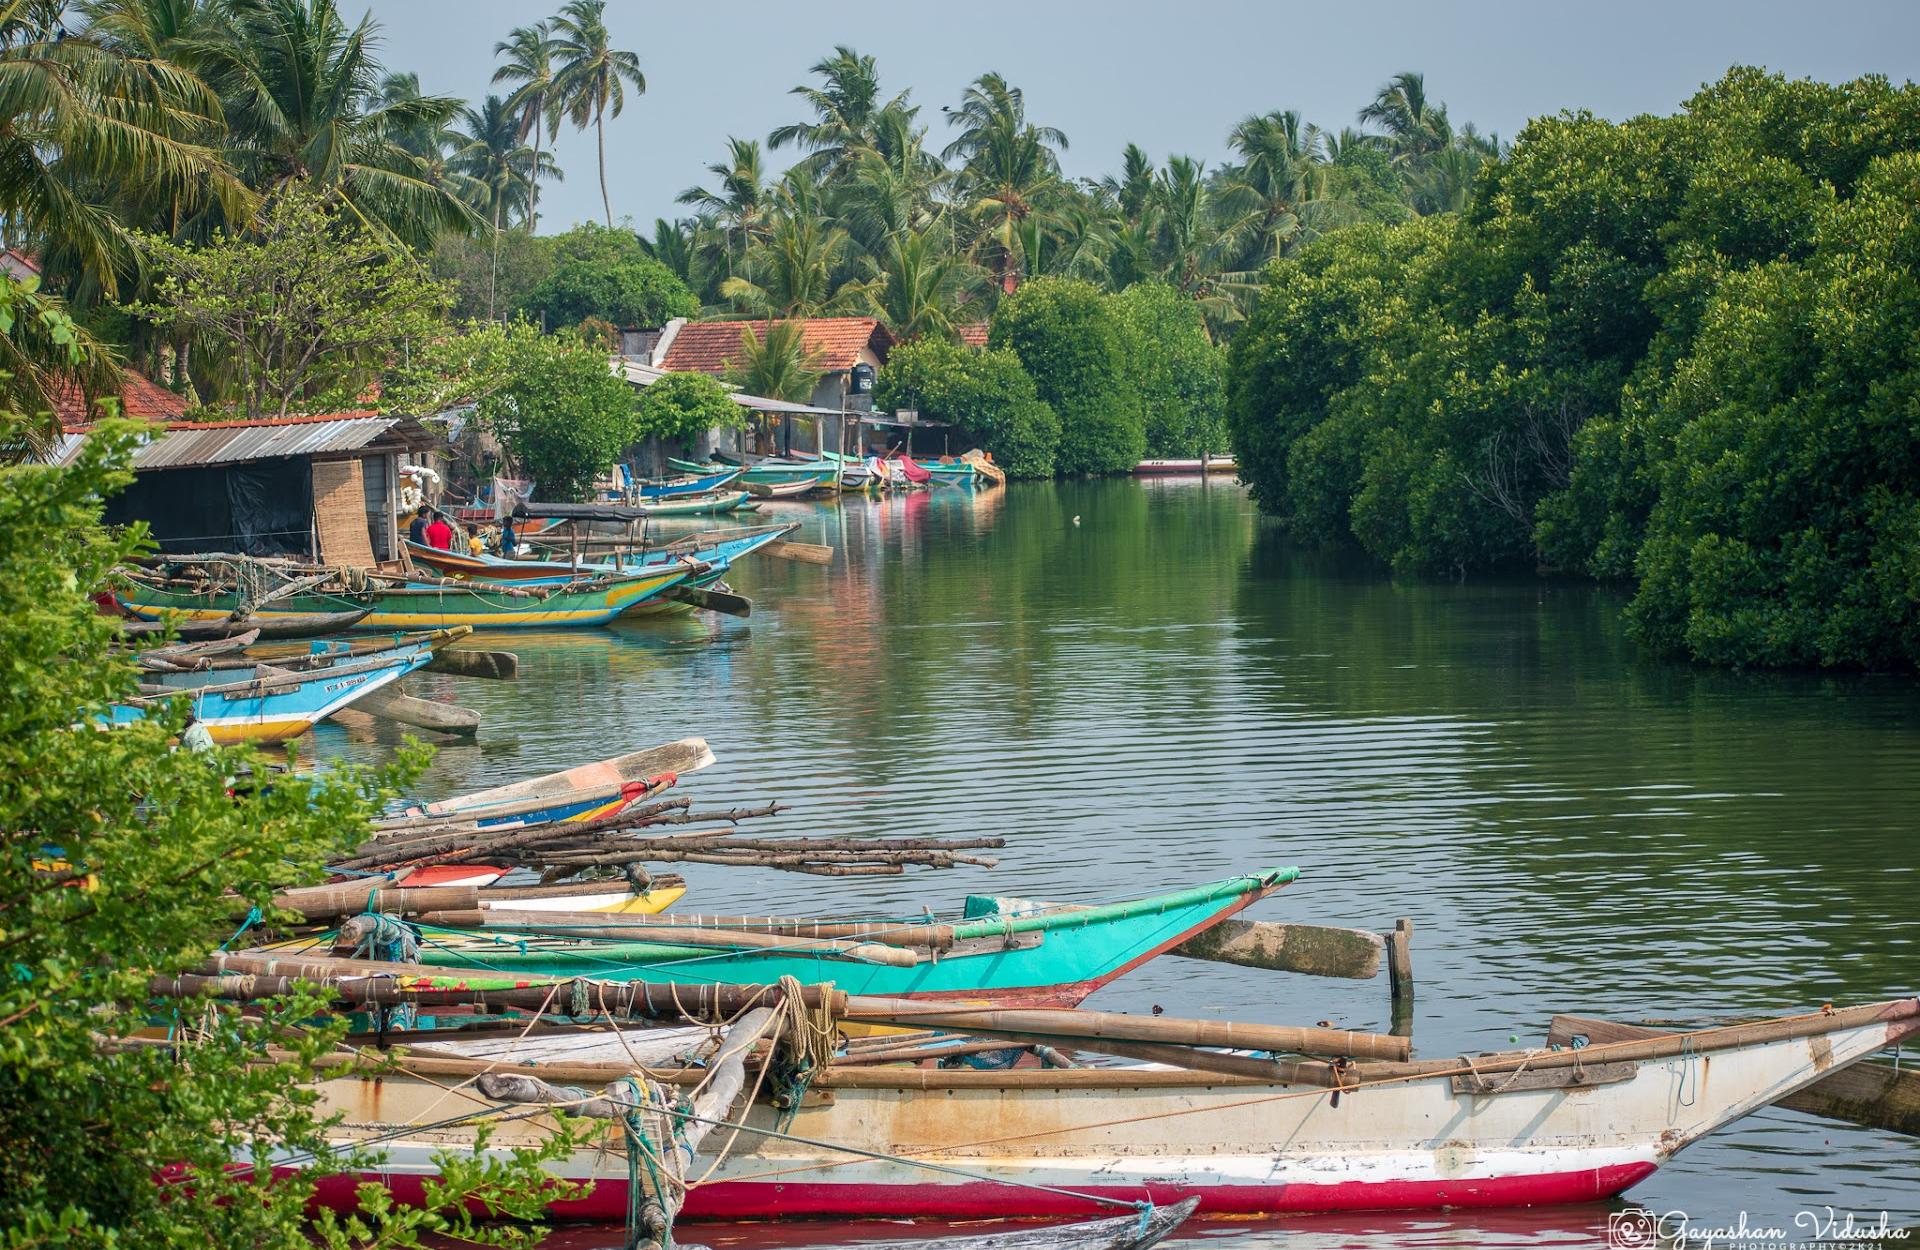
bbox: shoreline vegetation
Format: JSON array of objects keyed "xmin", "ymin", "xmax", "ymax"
[{"xmin": 1226, "ymin": 69, "xmax": 1920, "ymax": 673}]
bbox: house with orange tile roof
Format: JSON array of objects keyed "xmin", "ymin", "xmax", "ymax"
[
  {"xmin": 46, "ymin": 367, "xmax": 190, "ymax": 426},
  {"xmin": 651, "ymin": 316, "xmax": 894, "ymax": 414},
  {"xmin": 956, "ymin": 323, "xmax": 990, "ymax": 348}
]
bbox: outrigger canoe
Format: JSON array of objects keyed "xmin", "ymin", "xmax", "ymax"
[
  {"xmin": 299, "ymin": 994, "xmax": 1920, "ymax": 1220},
  {"xmin": 378, "ymin": 738, "xmax": 717, "ymax": 834},
  {"xmin": 110, "ymin": 646, "xmax": 429, "ymax": 744},
  {"xmin": 637, "ymin": 468, "xmax": 743, "ymax": 499},
  {"xmin": 352, "ymin": 564, "xmax": 703, "ymax": 630},
  {"xmin": 636, "ymin": 490, "xmax": 753, "ymax": 517},
  {"xmin": 404, "ymin": 524, "xmax": 793, "ymax": 592},
  {"xmin": 402, "ymin": 868, "xmax": 1297, "ymax": 1005}
]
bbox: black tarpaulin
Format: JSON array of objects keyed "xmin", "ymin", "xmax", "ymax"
[{"xmin": 105, "ymin": 459, "xmax": 314, "ymax": 555}]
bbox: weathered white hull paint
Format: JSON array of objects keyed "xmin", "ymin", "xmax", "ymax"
[{"xmin": 301, "ymin": 999, "xmax": 1919, "ymax": 1219}]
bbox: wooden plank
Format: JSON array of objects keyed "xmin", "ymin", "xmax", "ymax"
[
  {"xmin": 1451, "ymin": 1061, "xmax": 1636, "ymax": 1094},
  {"xmin": 1171, "ymin": 919, "xmax": 1382, "ymax": 980},
  {"xmin": 1388, "ymin": 917, "xmax": 1415, "ymax": 1002}
]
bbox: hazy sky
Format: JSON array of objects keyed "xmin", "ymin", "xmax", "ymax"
[{"xmin": 363, "ymin": 0, "xmax": 1920, "ymax": 232}]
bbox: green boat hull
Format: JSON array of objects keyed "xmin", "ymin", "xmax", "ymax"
[{"xmin": 410, "ymin": 869, "xmax": 1296, "ymax": 1006}]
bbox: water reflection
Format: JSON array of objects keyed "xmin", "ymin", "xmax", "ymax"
[{"xmin": 326, "ymin": 479, "xmax": 1920, "ymax": 1241}]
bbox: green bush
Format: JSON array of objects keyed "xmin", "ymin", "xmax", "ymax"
[
  {"xmin": 875, "ymin": 338, "xmax": 1060, "ymax": 478},
  {"xmin": 522, "ymin": 223, "xmax": 699, "ymax": 330},
  {"xmin": 1224, "ymin": 66, "xmax": 1920, "ymax": 668},
  {"xmin": 1110, "ymin": 283, "xmax": 1226, "ymax": 458},
  {"xmin": 635, "ymin": 371, "xmax": 747, "ymax": 448},
  {"xmin": 989, "ymin": 277, "xmax": 1143, "ymax": 475},
  {"xmin": 479, "ymin": 328, "xmax": 639, "ymax": 500}
]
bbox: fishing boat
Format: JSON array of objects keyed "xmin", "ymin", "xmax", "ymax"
[
  {"xmin": 637, "ymin": 490, "xmax": 753, "ymax": 518},
  {"xmin": 110, "ymin": 646, "xmax": 430, "ymax": 744},
  {"xmin": 404, "ymin": 524, "xmax": 795, "ymax": 595},
  {"xmin": 1132, "ymin": 456, "xmax": 1237, "ymax": 475},
  {"xmin": 294, "ymin": 993, "xmax": 1920, "ymax": 1220},
  {"xmin": 378, "ymin": 738, "xmax": 717, "ymax": 834},
  {"xmin": 113, "ymin": 563, "xmax": 378, "ymax": 637},
  {"xmin": 136, "ymin": 628, "xmax": 469, "ymax": 684},
  {"xmin": 399, "ymin": 869, "xmax": 1297, "ymax": 1005},
  {"xmin": 742, "ymin": 472, "xmax": 837, "ymax": 498},
  {"xmin": 637, "ymin": 468, "xmax": 743, "ymax": 499},
  {"xmin": 352, "ymin": 564, "xmax": 703, "ymax": 631}
]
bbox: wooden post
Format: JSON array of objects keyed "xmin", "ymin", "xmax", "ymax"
[{"xmin": 1387, "ymin": 917, "xmax": 1415, "ymax": 1036}]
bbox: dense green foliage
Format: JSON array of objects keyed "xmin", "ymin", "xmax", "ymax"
[
  {"xmin": 875, "ymin": 338, "xmax": 1060, "ymax": 478},
  {"xmin": 1110, "ymin": 284, "xmax": 1227, "ymax": 458},
  {"xmin": 635, "ymin": 371, "xmax": 746, "ymax": 446},
  {"xmin": 725, "ymin": 321, "xmax": 825, "ymax": 403},
  {"xmin": 990, "ymin": 278, "xmax": 1142, "ymax": 475},
  {"xmin": 522, "ymin": 223, "xmax": 699, "ymax": 330},
  {"xmin": 478, "ymin": 326, "xmax": 638, "ymax": 499},
  {"xmin": 1227, "ymin": 68, "xmax": 1920, "ymax": 668},
  {"xmin": 0, "ymin": 412, "xmax": 572, "ymax": 1246},
  {"xmin": 130, "ymin": 194, "xmax": 451, "ymax": 419}
]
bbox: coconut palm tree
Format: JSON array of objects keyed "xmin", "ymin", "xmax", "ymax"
[
  {"xmin": 727, "ymin": 320, "xmax": 824, "ymax": 404},
  {"xmin": 1, "ymin": 0, "xmax": 244, "ymax": 296},
  {"xmin": 769, "ymin": 45, "xmax": 915, "ymax": 180},
  {"xmin": 719, "ymin": 183, "xmax": 876, "ymax": 319},
  {"xmin": 491, "ymin": 20, "xmax": 556, "ymax": 229},
  {"xmin": 1358, "ymin": 71, "xmax": 1452, "ymax": 163},
  {"xmin": 449, "ymin": 94, "xmax": 557, "ymax": 317},
  {"xmin": 549, "ymin": 0, "xmax": 643, "ymax": 227},
  {"xmin": 943, "ymin": 73, "xmax": 1069, "ymax": 291},
  {"xmin": 864, "ymin": 216, "xmax": 972, "ymax": 341},
  {"xmin": 188, "ymin": 0, "xmax": 476, "ymax": 248},
  {"xmin": 678, "ymin": 136, "xmax": 772, "ymax": 279}
]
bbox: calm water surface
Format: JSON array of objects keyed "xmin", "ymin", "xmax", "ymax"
[{"xmin": 316, "ymin": 479, "xmax": 1920, "ymax": 1248}]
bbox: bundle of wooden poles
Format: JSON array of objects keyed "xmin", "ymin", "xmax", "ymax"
[{"xmin": 340, "ymin": 797, "xmax": 1004, "ymax": 879}]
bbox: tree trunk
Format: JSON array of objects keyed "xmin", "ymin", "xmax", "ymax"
[
  {"xmin": 529, "ymin": 100, "xmax": 543, "ymax": 232},
  {"xmin": 489, "ymin": 204, "xmax": 501, "ymax": 321},
  {"xmin": 597, "ymin": 109, "xmax": 611, "ymax": 227}
]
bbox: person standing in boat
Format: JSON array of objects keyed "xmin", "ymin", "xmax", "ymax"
[
  {"xmin": 424, "ymin": 511, "xmax": 455, "ymax": 550},
  {"xmin": 500, "ymin": 514, "xmax": 518, "ymax": 556},
  {"xmin": 465, "ymin": 524, "xmax": 486, "ymax": 556},
  {"xmin": 406, "ymin": 506, "xmax": 431, "ymax": 546}
]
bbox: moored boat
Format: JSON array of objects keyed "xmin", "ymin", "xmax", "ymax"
[
  {"xmin": 353, "ymin": 564, "xmax": 703, "ymax": 630},
  {"xmin": 111, "ymin": 646, "xmax": 430, "ymax": 744},
  {"xmin": 400, "ymin": 868, "xmax": 1296, "ymax": 1005},
  {"xmin": 637, "ymin": 490, "xmax": 753, "ymax": 517},
  {"xmin": 377, "ymin": 737, "xmax": 717, "ymax": 833},
  {"xmin": 1132, "ymin": 456, "xmax": 1237, "ymax": 475},
  {"xmin": 637, "ymin": 468, "xmax": 744, "ymax": 499},
  {"xmin": 296, "ymin": 994, "xmax": 1920, "ymax": 1220}
]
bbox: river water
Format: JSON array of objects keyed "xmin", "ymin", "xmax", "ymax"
[{"xmin": 314, "ymin": 477, "xmax": 1920, "ymax": 1248}]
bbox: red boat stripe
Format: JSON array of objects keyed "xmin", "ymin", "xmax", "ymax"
[{"xmin": 301, "ymin": 1161, "xmax": 1658, "ymax": 1221}]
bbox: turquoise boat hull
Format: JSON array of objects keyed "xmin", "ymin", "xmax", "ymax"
[{"xmin": 410, "ymin": 868, "xmax": 1296, "ymax": 1006}]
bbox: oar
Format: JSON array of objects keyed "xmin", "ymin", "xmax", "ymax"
[
  {"xmin": 764, "ymin": 539, "xmax": 834, "ymax": 565},
  {"xmin": 667, "ymin": 584, "xmax": 752, "ymax": 617}
]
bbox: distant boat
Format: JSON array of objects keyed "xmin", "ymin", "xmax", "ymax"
[
  {"xmin": 636, "ymin": 490, "xmax": 754, "ymax": 517},
  {"xmin": 636, "ymin": 468, "xmax": 743, "ymax": 499},
  {"xmin": 1133, "ymin": 456, "xmax": 1237, "ymax": 475},
  {"xmin": 742, "ymin": 473, "xmax": 834, "ymax": 498}
]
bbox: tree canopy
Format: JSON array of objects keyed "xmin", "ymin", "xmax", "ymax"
[
  {"xmin": 1225, "ymin": 68, "xmax": 1920, "ymax": 669},
  {"xmin": 522, "ymin": 223, "xmax": 699, "ymax": 330}
]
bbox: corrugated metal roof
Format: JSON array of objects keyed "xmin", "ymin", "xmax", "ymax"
[{"xmin": 48, "ymin": 414, "xmax": 434, "ymax": 470}]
